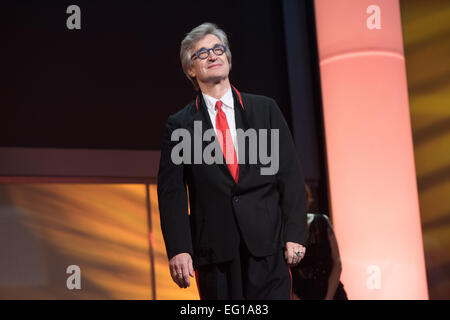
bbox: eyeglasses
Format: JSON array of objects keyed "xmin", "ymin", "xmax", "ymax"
[{"xmin": 191, "ymin": 44, "xmax": 227, "ymax": 60}]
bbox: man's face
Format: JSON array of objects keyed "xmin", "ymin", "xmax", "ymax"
[{"xmin": 188, "ymin": 34, "xmax": 230, "ymax": 86}]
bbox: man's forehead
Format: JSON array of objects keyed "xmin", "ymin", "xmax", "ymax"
[{"xmin": 193, "ymin": 34, "xmax": 222, "ymax": 50}]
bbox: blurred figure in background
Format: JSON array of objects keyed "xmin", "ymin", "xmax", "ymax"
[{"xmin": 291, "ymin": 184, "xmax": 348, "ymax": 300}]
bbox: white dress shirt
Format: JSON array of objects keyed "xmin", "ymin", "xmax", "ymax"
[{"xmin": 202, "ymin": 87, "xmax": 239, "ymax": 161}]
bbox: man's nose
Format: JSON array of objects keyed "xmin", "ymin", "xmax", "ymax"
[{"xmin": 208, "ymin": 50, "xmax": 218, "ymax": 61}]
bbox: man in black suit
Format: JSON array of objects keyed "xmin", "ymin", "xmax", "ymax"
[{"xmin": 157, "ymin": 22, "xmax": 307, "ymax": 299}]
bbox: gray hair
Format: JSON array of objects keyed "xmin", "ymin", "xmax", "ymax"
[{"xmin": 180, "ymin": 22, "xmax": 232, "ymax": 90}]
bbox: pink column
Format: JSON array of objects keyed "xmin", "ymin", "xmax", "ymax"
[{"xmin": 313, "ymin": 0, "xmax": 428, "ymax": 299}]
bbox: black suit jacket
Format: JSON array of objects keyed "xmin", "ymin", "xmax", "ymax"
[{"xmin": 157, "ymin": 86, "xmax": 307, "ymax": 268}]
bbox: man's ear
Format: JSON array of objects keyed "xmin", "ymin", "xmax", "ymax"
[{"xmin": 188, "ymin": 66, "xmax": 196, "ymax": 79}]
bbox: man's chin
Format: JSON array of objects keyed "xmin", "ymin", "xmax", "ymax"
[{"xmin": 205, "ymin": 74, "xmax": 229, "ymax": 84}]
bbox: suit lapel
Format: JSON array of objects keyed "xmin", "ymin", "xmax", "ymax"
[
  {"xmin": 232, "ymin": 88, "xmax": 250, "ymax": 186},
  {"xmin": 194, "ymin": 87, "xmax": 251, "ymax": 186},
  {"xmin": 195, "ymin": 92, "xmax": 236, "ymax": 184}
]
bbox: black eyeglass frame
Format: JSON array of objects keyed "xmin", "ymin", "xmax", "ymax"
[{"xmin": 190, "ymin": 44, "xmax": 227, "ymax": 61}]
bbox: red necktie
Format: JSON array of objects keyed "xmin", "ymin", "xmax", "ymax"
[{"xmin": 215, "ymin": 100, "xmax": 239, "ymax": 183}]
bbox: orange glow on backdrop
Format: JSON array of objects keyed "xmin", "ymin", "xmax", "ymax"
[
  {"xmin": 400, "ymin": 0, "xmax": 450, "ymax": 300},
  {"xmin": 149, "ymin": 184, "xmax": 199, "ymax": 300},
  {"xmin": 0, "ymin": 184, "xmax": 199, "ymax": 299},
  {"xmin": 0, "ymin": 184, "xmax": 152, "ymax": 299},
  {"xmin": 314, "ymin": 0, "xmax": 428, "ymax": 299}
]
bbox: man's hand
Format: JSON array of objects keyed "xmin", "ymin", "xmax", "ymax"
[
  {"xmin": 169, "ymin": 253, "xmax": 194, "ymax": 288},
  {"xmin": 284, "ymin": 242, "xmax": 306, "ymax": 266}
]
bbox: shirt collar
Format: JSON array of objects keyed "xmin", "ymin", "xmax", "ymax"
[{"xmin": 202, "ymin": 87, "xmax": 234, "ymax": 113}]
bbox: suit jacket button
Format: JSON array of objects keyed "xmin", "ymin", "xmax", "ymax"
[{"xmin": 234, "ymin": 196, "xmax": 239, "ymax": 203}]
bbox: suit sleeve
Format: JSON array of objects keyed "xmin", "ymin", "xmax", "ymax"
[
  {"xmin": 157, "ymin": 115, "xmax": 194, "ymax": 260},
  {"xmin": 269, "ymin": 99, "xmax": 308, "ymax": 246}
]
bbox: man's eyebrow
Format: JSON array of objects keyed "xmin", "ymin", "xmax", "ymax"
[{"xmin": 196, "ymin": 43, "xmax": 222, "ymax": 51}]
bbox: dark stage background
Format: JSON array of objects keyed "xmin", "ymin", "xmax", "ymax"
[
  {"xmin": 1, "ymin": 1, "xmax": 328, "ymax": 212},
  {"xmin": 2, "ymin": 0, "xmax": 293, "ymax": 150},
  {"xmin": 1, "ymin": 0, "xmax": 329, "ymax": 212}
]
